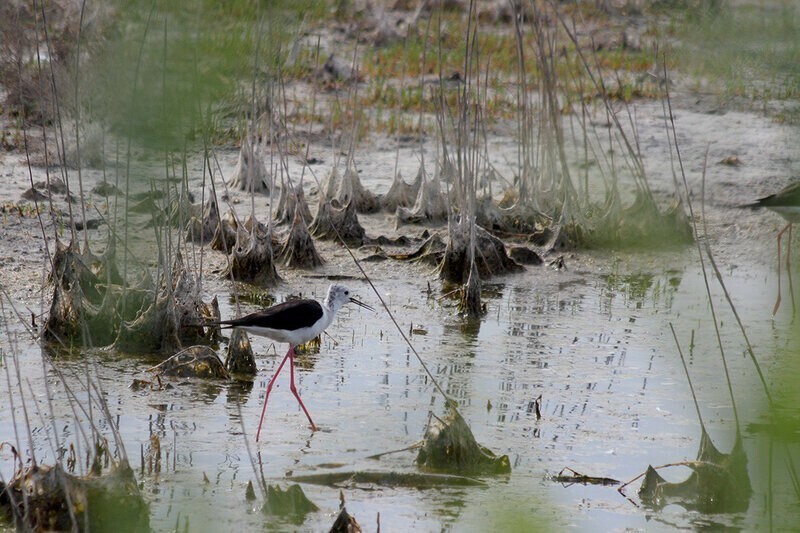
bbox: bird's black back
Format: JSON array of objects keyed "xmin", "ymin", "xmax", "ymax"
[{"xmin": 221, "ymin": 299, "xmax": 324, "ymax": 331}]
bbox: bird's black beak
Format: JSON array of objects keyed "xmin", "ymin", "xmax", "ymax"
[{"xmin": 349, "ymin": 297, "xmax": 375, "ymax": 312}]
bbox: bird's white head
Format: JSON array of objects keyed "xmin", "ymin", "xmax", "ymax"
[{"xmin": 324, "ymin": 284, "xmax": 375, "ymax": 314}]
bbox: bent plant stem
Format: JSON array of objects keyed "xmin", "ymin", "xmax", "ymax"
[
  {"xmin": 366, "ymin": 442, "xmax": 424, "ymax": 460},
  {"xmin": 617, "ymin": 460, "xmax": 712, "ymax": 498}
]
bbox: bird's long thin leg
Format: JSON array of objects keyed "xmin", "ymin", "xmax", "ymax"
[
  {"xmin": 288, "ymin": 350, "xmax": 318, "ymax": 431},
  {"xmin": 255, "ymin": 346, "xmax": 292, "ymax": 442},
  {"xmin": 773, "ymin": 222, "xmax": 792, "ymax": 316}
]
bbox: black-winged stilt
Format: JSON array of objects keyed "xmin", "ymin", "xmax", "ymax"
[
  {"xmin": 753, "ymin": 181, "xmax": 800, "ymax": 315},
  {"xmin": 217, "ymin": 284, "xmax": 374, "ymax": 441}
]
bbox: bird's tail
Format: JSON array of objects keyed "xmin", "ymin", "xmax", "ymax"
[{"xmin": 184, "ymin": 320, "xmax": 234, "ymax": 329}]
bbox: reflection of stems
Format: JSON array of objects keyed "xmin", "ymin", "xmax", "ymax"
[
  {"xmin": 237, "ymin": 401, "xmax": 266, "ymax": 499},
  {"xmin": 330, "ymin": 221, "xmax": 452, "ymax": 406}
]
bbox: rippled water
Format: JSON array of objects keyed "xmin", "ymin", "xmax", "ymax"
[{"xmin": 2, "ymin": 233, "xmax": 796, "ymax": 531}]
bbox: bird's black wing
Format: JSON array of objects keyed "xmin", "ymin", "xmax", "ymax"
[{"xmin": 221, "ymin": 299, "xmax": 324, "ymax": 331}]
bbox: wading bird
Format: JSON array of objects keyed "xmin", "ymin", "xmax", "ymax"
[
  {"xmin": 216, "ymin": 284, "xmax": 374, "ymax": 441},
  {"xmin": 753, "ymin": 181, "xmax": 800, "ymax": 315}
]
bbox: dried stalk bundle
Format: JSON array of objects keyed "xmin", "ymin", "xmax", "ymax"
[
  {"xmin": 459, "ymin": 257, "xmax": 484, "ymax": 318},
  {"xmin": 0, "ymin": 455, "xmax": 149, "ymax": 531},
  {"xmin": 309, "ymin": 198, "xmax": 366, "ymax": 245},
  {"xmin": 228, "ymin": 130, "xmax": 270, "ymax": 193},
  {"xmin": 261, "ymin": 484, "xmax": 319, "ymax": 519},
  {"xmin": 275, "ymin": 182, "xmax": 312, "ymax": 225},
  {"xmin": 210, "ymin": 210, "xmax": 239, "ymax": 252},
  {"xmin": 43, "ymin": 238, "xmax": 131, "ymax": 347},
  {"xmin": 638, "ymin": 431, "xmax": 751, "ymax": 513},
  {"xmin": 396, "ymin": 169, "xmax": 447, "ymax": 225},
  {"xmin": 224, "ymin": 216, "xmax": 281, "ymax": 286},
  {"xmin": 565, "ymin": 192, "xmax": 692, "ymax": 249},
  {"xmin": 185, "ymin": 197, "xmax": 221, "ymax": 244},
  {"xmin": 337, "ymin": 165, "xmax": 379, "ymax": 213},
  {"xmin": 114, "ymin": 254, "xmax": 220, "ymax": 355},
  {"xmin": 279, "ymin": 210, "xmax": 324, "ymax": 269},
  {"xmin": 380, "ymin": 170, "xmax": 417, "ymax": 212},
  {"xmin": 438, "ymin": 218, "xmax": 522, "ymax": 284}
]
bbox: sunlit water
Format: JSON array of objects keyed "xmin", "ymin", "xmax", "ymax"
[{"xmin": 2, "ymin": 237, "xmax": 797, "ymax": 531}]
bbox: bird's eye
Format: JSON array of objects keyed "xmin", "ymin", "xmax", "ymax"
[{"xmin": 345, "ymin": 291, "xmax": 349, "ymax": 295}]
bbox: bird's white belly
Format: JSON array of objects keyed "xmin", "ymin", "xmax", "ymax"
[{"xmin": 240, "ymin": 322, "xmax": 326, "ymax": 346}]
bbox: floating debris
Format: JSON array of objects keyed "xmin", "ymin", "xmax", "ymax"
[
  {"xmin": 261, "ymin": 484, "xmax": 318, "ymax": 521},
  {"xmin": 416, "ymin": 405, "xmax": 511, "ymax": 475},
  {"xmin": 330, "ymin": 490, "xmax": 361, "ymax": 533},
  {"xmin": 637, "ymin": 430, "xmax": 751, "ymax": 513},
  {"xmin": 0, "ymin": 459, "xmax": 149, "ymax": 531},
  {"xmin": 149, "ymin": 345, "xmax": 230, "ymax": 380},
  {"xmin": 552, "ymin": 467, "xmax": 620, "ymax": 486},
  {"xmin": 289, "ymin": 471, "xmax": 485, "ymax": 488}
]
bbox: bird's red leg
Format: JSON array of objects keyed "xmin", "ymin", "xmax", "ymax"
[
  {"xmin": 255, "ymin": 346, "xmax": 292, "ymax": 442},
  {"xmin": 288, "ymin": 349, "xmax": 318, "ymax": 431},
  {"xmin": 774, "ymin": 222, "xmax": 792, "ymax": 316}
]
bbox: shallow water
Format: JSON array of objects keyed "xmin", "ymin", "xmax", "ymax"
[
  {"xmin": 2, "ymin": 78, "xmax": 800, "ymax": 531},
  {"xmin": 2, "ymin": 233, "xmax": 797, "ymax": 531}
]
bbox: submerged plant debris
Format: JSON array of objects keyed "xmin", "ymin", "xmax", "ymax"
[
  {"xmin": 416, "ymin": 405, "xmax": 511, "ymax": 475},
  {"xmin": 552, "ymin": 467, "xmax": 620, "ymax": 486},
  {"xmin": 149, "ymin": 345, "xmax": 230, "ymax": 380},
  {"xmin": 637, "ymin": 430, "xmax": 751, "ymax": 513},
  {"xmin": 288, "ymin": 470, "xmax": 485, "ymax": 488},
  {"xmin": 224, "ymin": 328, "xmax": 256, "ymax": 376},
  {"xmin": 261, "ymin": 484, "xmax": 318, "ymax": 522},
  {"xmin": 0, "ymin": 457, "xmax": 149, "ymax": 531}
]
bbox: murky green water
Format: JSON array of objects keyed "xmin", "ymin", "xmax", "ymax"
[{"xmin": 2, "ymin": 237, "xmax": 797, "ymax": 531}]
